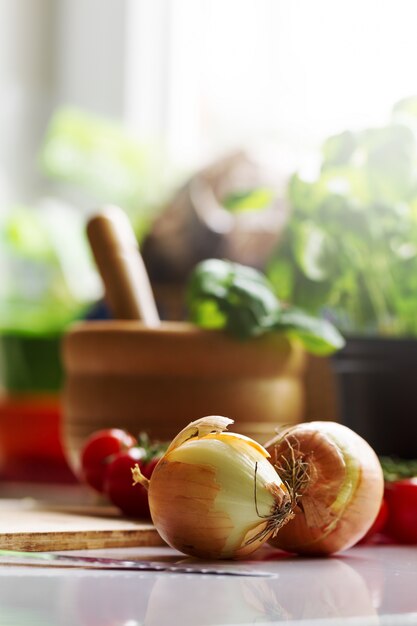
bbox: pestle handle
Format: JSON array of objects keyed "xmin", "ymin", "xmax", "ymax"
[{"xmin": 87, "ymin": 206, "xmax": 160, "ymax": 325}]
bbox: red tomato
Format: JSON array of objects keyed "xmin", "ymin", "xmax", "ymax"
[
  {"xmin": 384, "ymin": 478, "xmax": 417, "ymax": 544},
  {"xmin": 103, "ymin": 448, "xmax": 160, "ymax": 518},
  {"xmin": 358, "ymin": 498, "xmax": 389, "ymax": 544},
  {"xmin": 80, "ymin": 429, "xmax": 137, "ymax": 493}
]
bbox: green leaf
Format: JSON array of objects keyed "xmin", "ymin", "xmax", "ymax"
[
  {"xmin": 266, "ymin": 257, "xmax": 295, "ymax": 302},
  {"xmin": 322, "ymin": 131, "xmax": 357, "ymax": 168},
  {"xmin": 188, "ymin": 298, "xmax": 226, "ymax": 330},
  {"xmin": 293, "ymin": 222, "xmax": 335, "ymax": 282},
  {"xmin": 4, "ymin": 210, "xmax": 53, "ymax": 260},
  {"xmin": 187, "ymin": 259, "xmax": 344, "ymax": 354},
  {"xmin": 39, "ymin": 108, "xmax": 167, "ymax": 239},
  {"xmin": 277, "ymin": 307, "xmax": 345, "ymax": 356},
  {"xmin": 222, "ymin": 188, "xmax": 275, "ymax": 213},
  {"xmin": 364, "ymin": 125, "xmax": 417, "ymax": 204},
  {"xmin": 268, "ymin": 98, "xmax": 417, "ymax": 336},
  {"xmin": 288, "ymin": 174, "xmax": 320, "ymax": 214},
  {"xmin": 0, "ymin": 205, "xmax": 98, "ymax": 335},
  {"xmin": 187, "ymin": 259, "xmax": 280, "ymax": 339},
  {"xmin": 187, "ymin": 258, "xmax": 231, "ymax": 301}
]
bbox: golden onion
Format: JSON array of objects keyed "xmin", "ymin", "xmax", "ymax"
[
  {"xmin": 132, "ymin": 416, "xmax": 293, "ymax": 559},
  {"xmin": 265, "ymin": 421, "xmax": 384, "ymax": 555}
]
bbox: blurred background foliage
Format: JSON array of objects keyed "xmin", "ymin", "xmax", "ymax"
[
  {"xmin": 5, "ymin": 95, "xmax": 417, "ymax": 343},
  {"xmin": 39, "ymin": 108, "xmax": 171, "ymax": 240},
  {"xmin": 0, "ymin": 107, "xmax": 178, "ymax": 392},
  {"xmin": 0, "ymin": 108, "xmax": 176, "ymax": 339},
  {"xmin": 267, "ymin": 96, "xmax": 417, "ymax": 337},
  {"xmin": 0, "ymin": 202, "xmax": 98, "ymax": 336}
]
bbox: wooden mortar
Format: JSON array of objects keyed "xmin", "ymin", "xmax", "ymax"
[{"xmin": 61, "ymin": 321, "xmax": 306, "ymax": 470}]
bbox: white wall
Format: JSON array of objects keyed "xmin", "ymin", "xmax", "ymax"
[
  {"xmin": 54, "ymin": 0, "xmax": 128, "ymax": 119},
  {"xmin": 2, "ymin": 0, "xmax": 417, "ymax": 207},
  {"xmin": 0, "ymin": 0, "xmax": 55, "ymax": 204},
  {"xmin": 0, "ymin": 0, "xmax": 137, "ymax": 207}
]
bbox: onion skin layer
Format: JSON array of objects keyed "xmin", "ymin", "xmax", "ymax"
[
  {"xmin": 149, "ymin": 456, "xmax": 236, "ymax": 559},
  {"xmin": 266, "ymin": 421, "xmax": 384, "ymax": 555},
  {"xmin": 147, "ymin": 431, "xmax": 291, "ymax": 560}
]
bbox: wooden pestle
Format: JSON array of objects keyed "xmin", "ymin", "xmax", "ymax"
[{"xmin": 87, "ymin": 206, "xmax": 160, "ymax": 325}]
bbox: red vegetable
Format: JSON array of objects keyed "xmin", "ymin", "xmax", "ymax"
[
  {"xmin": 358, "ymin": 498, "xmax": 388, "ymax": 544},
  {"xmin": 104, "ymin": 447, "xmax": 160, "ymax": 518},
  {"xmin": 80, "ymin": 428, "xmax": 137, "ymax": 493},
  {"xmin": 384, "ymin": 478, "xmax": 417, "ymax": 544}
]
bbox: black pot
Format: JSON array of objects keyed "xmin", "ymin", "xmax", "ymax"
[{"xmin": 332, "ymin": 337, "xmax": 417, "ymax": 459}]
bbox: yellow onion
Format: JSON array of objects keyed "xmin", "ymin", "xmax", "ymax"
[
  {"xmin": 265, "ymin": 421, "xmax": 384, "ymax": 555},
  {"xmin": 132, "ymin": 416, "xmax": 293, "ymax": 559}
]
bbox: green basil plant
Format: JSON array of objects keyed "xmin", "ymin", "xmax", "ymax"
[{"xmin": 267, "ymin": 96, "xmax": 417, "ymax": 336}]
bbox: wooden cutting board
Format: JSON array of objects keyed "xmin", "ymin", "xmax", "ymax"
[{"xmin": 0, "ymin": 499, "xmax": 164, "ymax": 551}]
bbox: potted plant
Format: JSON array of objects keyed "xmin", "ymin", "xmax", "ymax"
[
  {"xmin": 267, "ymin": 97, "xmax": 417, "ymax": 458},
  {"xmin": 0, "ymin": 107, "xmax": 170, "ymax": 482},
  {"xmin": 0, "ymin": 203, "xmax": 98, "ymax": 482}
]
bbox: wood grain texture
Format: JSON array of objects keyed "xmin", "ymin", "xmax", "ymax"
[
  {"xmin": 0, "ymin": 500, "xmax": 163, "ymax": 551},
  {"xmin": 87, "ymin": 208, "xmax": 160, "ymax": 325},
  {"xmin": 61, "ymin": 321, "xmax": 306, "ymax": 469}
]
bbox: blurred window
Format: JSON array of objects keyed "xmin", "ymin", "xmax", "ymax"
[
  {"xmin": 2, "ymin": 0, "xmax": 417, "ymax": 199},
  {"xmin": 126, "ymin": 0, "xmax": 417, "ymax": 172}
]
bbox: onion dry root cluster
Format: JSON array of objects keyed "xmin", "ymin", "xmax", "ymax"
[{"xmin": 265, "ymin": 421, "xmax": 384, "ymax": 555}]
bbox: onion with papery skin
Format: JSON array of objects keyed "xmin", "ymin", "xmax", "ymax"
[
  {"xmin": 265, "ymin": 421, "xmax": 384, "ymax": 555},
  {"xmin": 132, "ymin": 416, "xmax": 294, "ymax": 559}
]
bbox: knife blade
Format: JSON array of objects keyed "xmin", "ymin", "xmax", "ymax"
[{"xmin": 0, "ymin": 550, "xmax": 274, "ymax": 577}]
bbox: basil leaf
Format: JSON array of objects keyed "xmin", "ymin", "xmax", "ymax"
[
  {"xmin": 276, "ymin": 308, "xmax": 345, "ymax": 356},
  {"xmin": 187, "ymin": 259, "xmax": 344, "ymax": 354},
  {"xmin": 187, "ymin": 259, "xmax": 280, "ymax": 339}
]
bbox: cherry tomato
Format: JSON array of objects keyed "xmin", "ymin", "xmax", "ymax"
[
  {"xmin": 103, "ymin": 448, "xmax": 160, "ymax": 518},
  {"xmin": 358, "ymin": 498, "xmax": 389, "ymax": 544},
  {"xmin": 80, "ymin": 428, "xmax": 137, "ymax": 493},
  {"xmin": 384, "ymin": 478, "xmax": 417, "ymax": 544}
]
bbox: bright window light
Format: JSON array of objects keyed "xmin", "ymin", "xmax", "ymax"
[{"xmin": 127, "ymin": 0, "xmax": 417, "ymax": 171}]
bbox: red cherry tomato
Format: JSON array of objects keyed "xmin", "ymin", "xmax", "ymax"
[
  {"xmin": 358, "ymin": 498, "xmax": 389, "ymax": 544},
  {"xmin": 103, "ymin": 448, "xmax": 160, "ymax": 518},
  {"xmin": 80, "ymin": 429, "xmax": 137, "ymax": 493},
  {"xmin": 384, "ymin": 478, "xmax": 417, "ymax": 544}
]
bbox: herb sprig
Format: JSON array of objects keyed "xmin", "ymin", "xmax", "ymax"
[
  {"xmin": 380, "ymin": 456, "xmax": 417, "ymax": 482},
  {"xmin": 186, "ymin": 259, "xmax": 345, "ymax": 356}
]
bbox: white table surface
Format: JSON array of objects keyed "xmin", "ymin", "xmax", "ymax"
[{"xmin": 0, "ymin": 543, "xmax": 416, "ymax": 626}]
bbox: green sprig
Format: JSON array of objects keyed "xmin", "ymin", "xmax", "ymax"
[{"xmin": 186, "ymin": 259, "xmax": 345, "ymax": 356}]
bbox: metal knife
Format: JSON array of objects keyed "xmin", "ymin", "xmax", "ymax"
[{"xmin": 0, "ymin": 550, "xmax": 274, "ymax": 577}]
